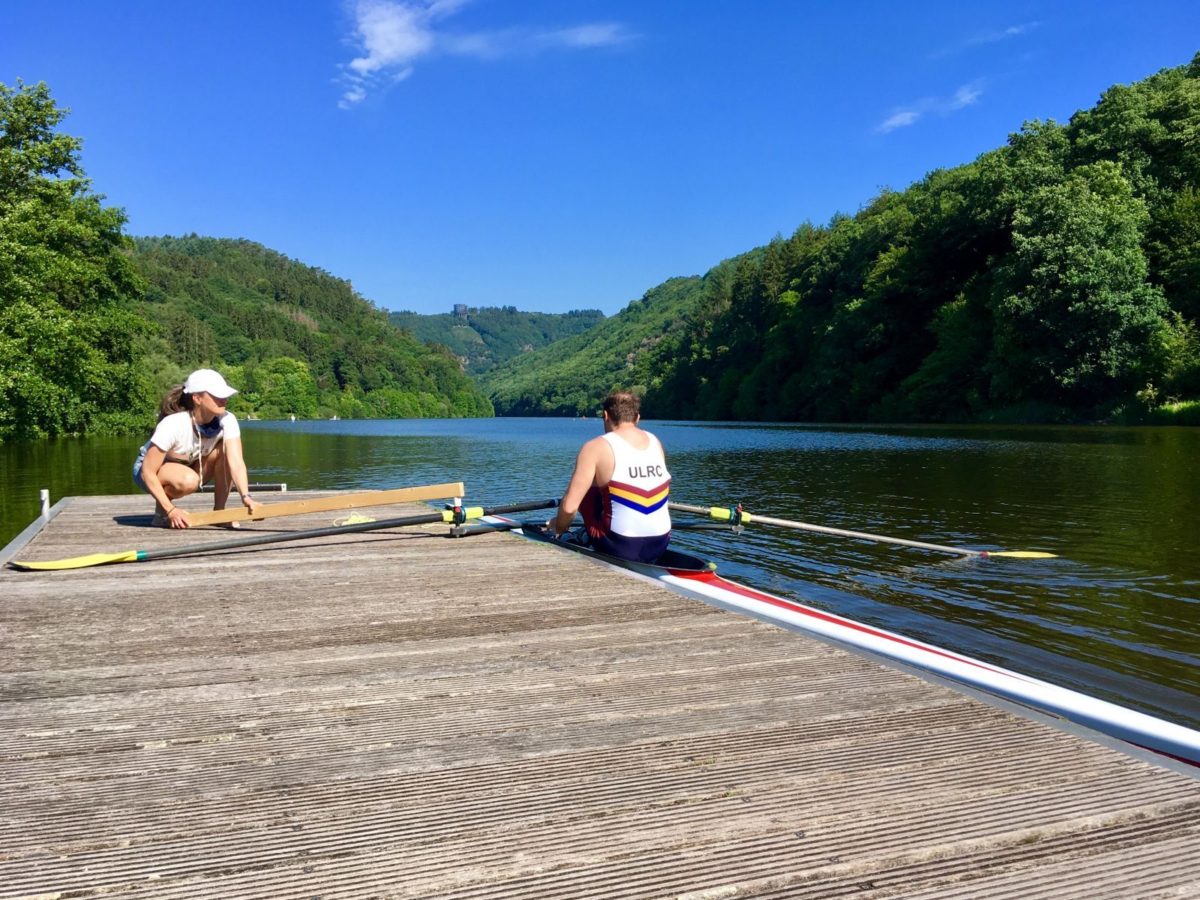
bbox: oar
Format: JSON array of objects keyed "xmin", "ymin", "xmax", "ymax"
[
  {"xmin": 668, "ymin": 502, "xmax": 1056, "ymax": 559},
  {"xmin": 10, "ymin": 499, "xmax": 559, "ymax": 571}
]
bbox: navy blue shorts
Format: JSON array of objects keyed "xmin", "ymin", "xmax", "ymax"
[{"xmin": 592, "ymin": 531, "xmax": 670, "ymax": 564}]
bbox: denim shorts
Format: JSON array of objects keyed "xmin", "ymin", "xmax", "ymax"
[{"xmin": 132, "ymin": 456, "xmax": 148, "ymax": 493}]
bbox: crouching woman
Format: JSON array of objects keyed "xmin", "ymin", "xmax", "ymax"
[{"xmin": 133, "ymin": 369, "xmax": 260, "ymax": 528}]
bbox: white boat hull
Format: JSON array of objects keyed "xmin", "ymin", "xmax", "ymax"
[{"xmin": 490, "ymin": 516, "xmax": 1200, "ymax": 771}]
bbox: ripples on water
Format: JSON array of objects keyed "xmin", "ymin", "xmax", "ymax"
[{"xmin": 2, "ymin": 418, "xmax": 1197, "ymax": 728}]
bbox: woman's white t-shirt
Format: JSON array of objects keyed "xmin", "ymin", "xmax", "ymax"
[{"xmin": 137, "ymin": 410, "xmax": 240, "ymax": 465}]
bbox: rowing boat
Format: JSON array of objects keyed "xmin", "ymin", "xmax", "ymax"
[
  {"xmin": 485, "ymin": 516, "xmax": 1200, "ymax": 771},
  {"xmin": 516, "ymin": 522, "xmax": 716, "ymax": 576}
]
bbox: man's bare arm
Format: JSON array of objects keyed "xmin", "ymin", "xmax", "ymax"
[{"xmin": 553, "ymin": 441, "xmax": 600, "ymax": 534}]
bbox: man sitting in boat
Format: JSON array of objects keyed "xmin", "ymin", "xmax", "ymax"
[{"xmin": 552, "ymin": 391, "xmax": 671, "ymax": 563}]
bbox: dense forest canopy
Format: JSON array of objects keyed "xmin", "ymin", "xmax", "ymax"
[
  {"xmin": 484, "ymin": 54, "xmax": 1200, "ymax": 424},
  {"xmin": 0, "ymin": 80, "xmax": 491, "ymax": 440},
  {"xmin": 389, "ymin": 306, "xmax": 605, "ymax": 375}
]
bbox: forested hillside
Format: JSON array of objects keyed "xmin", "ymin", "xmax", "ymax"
[
  {"xmin": 0, "ymin": 78, "xmax": 491, "ymax": 440},
  {"xmin": 6, "ymin": 53, "xmax": 1200, "ymax": 437},
  {"xmin": 485, "ymin": 54, "xmax": 1200, "ymax": 424},
  {"xmin": 480, "ymin": 276, "xmax": 711, "ymax": 415},
  {"xmin": 134, "ymin": 236, "xmax": 493, "ymax": 420},
  {"xmin": 389, "ymin": 306, "xmax": 604, "ymax": 375}
]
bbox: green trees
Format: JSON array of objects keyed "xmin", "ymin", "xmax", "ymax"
[
  {"xmin": 486, "ymin": 52, "xmax": 1200, "ymax": 424},
  {"xmin": 239, "ymin": 357, "xmax": 320, "ymax": 418},
  {"xmin": 8, "ymin": 54, "xmax": 1200, "ymax": 433},
  {"xmin": 1149, "ymin": 187, "xmax": 1200, "ymax": 321},
  {"xmin": 132, "ymin": 236, "xmax": 495, "ymax": 420},
  {"xmin": 481, "ymin": 277, "xmax": 708, "ymax": 417},
  {"xmin": 0, "ymin": 81, "xmax": 494, "ymax": 440},
  {"xmin": 389, "ymin": 306, "xmax": 606, "ymax": 375},
  {"xmin": 990, "ymin": 162, "xmax": 1172, "ymax": 406},
  {"xmin": 0, "ymin": 81, "xmax": 149, "ymax": 439}
]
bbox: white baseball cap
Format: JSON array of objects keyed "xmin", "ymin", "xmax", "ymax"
[{"xmin": 182, "ymin": 369, "xmax": 238, "ymax": 399}]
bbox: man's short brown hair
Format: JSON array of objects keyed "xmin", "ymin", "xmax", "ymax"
[{"xmin": 602, "ymin": 391, "xmax": 641, "ymax": 424}]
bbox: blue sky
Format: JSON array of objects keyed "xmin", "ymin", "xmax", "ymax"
[{"xmin": 3, "ymin": 1, "xmax": 1196, "ymax": 315}]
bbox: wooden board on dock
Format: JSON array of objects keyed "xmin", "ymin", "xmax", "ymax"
[
  {"xmin": 185, "ymin": 480, "xmax": 464, "ymax": 526},
  {"xmin": 1, "ymin": 492, "xmax": 1198, "ymax": 898}
]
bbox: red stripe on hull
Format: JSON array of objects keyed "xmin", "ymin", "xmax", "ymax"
[{"xmin": 671, "ymin": 570, "xmax": 1030, "ymax": 682}]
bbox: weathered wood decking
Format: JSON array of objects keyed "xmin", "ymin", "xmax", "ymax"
[{"xmin": 2, "ymin": 492, "xmax": 1198, "ymax": 899}]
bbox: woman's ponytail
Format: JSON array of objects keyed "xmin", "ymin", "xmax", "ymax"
[{"xmin": 157, "ymin": 385, "xmax": 194, "ymax": 421}]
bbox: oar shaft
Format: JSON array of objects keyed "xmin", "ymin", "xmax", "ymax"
[
  {"xmin": 140, "ymin": 511, "xmax": 442, "ymax": 561},
  {"xmin": 447, "ymin": 522, "xmax": 523, "ymax": 538},
  {"xmin": 140, "ymin": 499, "xmax": 559, "ymax": 562},
  {"xmin": 669, "ymin": 502, "xmax": 983, "ymax": 558},
  {"xmin": 748, "ymin": 513, "xmax": 982, "ymax": 557}
]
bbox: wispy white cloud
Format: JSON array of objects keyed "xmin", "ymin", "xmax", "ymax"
[
  {"xmin": 875, "ymin": 80, "xmax": 985, "ymax": 133},
  {"xmin": 540, "ymin": 24, "xmax": 631, "ymax": 49},
  {"xmin": 930, "ymin": 21, "xmax": 1040, "ymax": 59},
  {"xmin": 878, "ymin": 111, "xmax": 919, "ymax": 133},
  {"xmin": 949, "ymin": 83, "xmax": 982, "ymax": 109},
  {"xmin": 338, "ymin": 0, "xmax": 637, "ymax": 108}
]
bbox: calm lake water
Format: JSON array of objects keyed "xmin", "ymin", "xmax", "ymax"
[{"xmin": 2, "ymin": 418, "xmax": 1198, "ymax": 730}]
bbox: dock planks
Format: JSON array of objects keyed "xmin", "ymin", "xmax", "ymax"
[{"xmin": 1, "ymin": 492, "xmax": 1198, "ymax": 898}]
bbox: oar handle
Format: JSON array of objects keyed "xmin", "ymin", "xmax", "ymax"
[{"xmin": 669, "ymin": 501, "xmax": 985, "ymax": 558}]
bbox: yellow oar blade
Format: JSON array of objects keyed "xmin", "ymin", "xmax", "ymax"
[
  {"xmin": 10, "ymin": 550, "xmax": 142, "ymax": 571},
  {"xmin": 985, "ymin": 550, "xmax": 1058, "ymax": 559}
]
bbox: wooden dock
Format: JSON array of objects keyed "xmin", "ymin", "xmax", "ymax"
[{"xmin": 2, "ymin": 492, "xmax": 1198, "ymax": 899}]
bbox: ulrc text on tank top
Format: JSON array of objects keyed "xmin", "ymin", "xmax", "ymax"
[{"xmin": 627, "ymin": 464, "xmax": 665, "ymax": 479}]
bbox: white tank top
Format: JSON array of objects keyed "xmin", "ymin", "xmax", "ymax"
[{"xmin": 602, "ymin": 431, "xmax": 671, "ymax": 538}]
